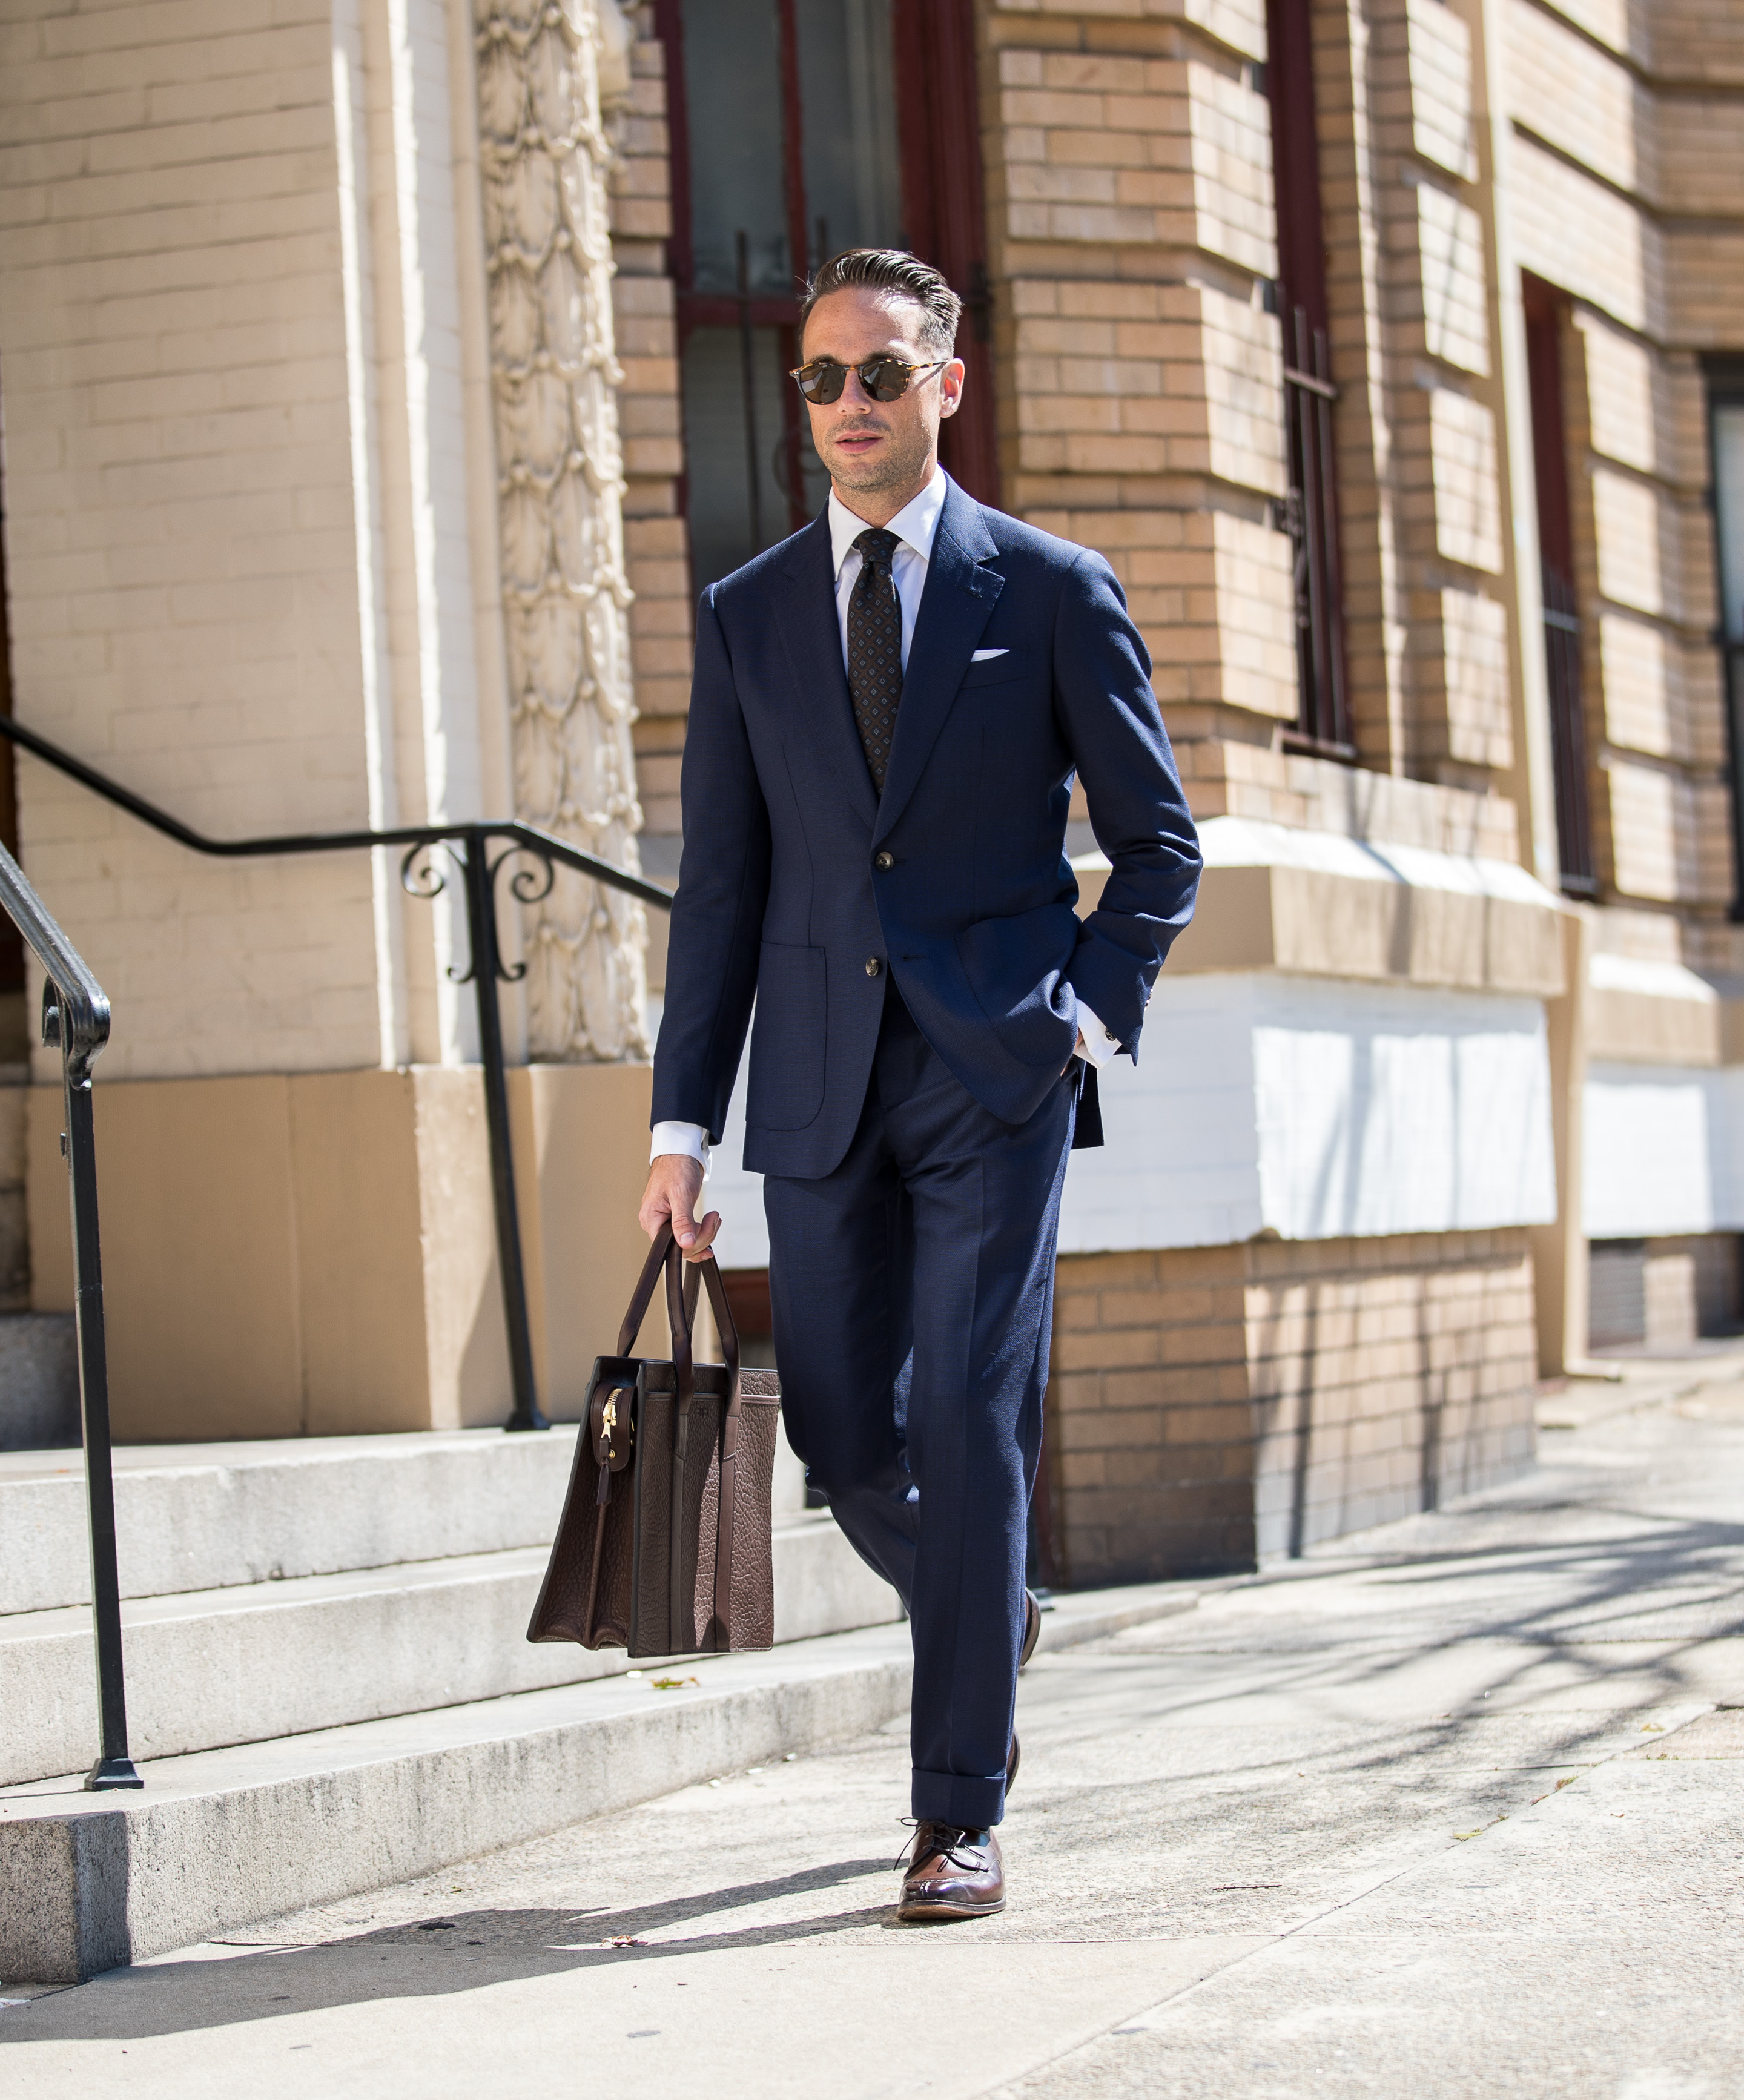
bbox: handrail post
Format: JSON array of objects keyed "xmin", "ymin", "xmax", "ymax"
[
  {"xmin": 461, "ymin": 830, "xmax": 548, "ymax": 1433},
  {"xmin": 43, "ymin": 977, "xmax": 141, "ymax": 1789}
]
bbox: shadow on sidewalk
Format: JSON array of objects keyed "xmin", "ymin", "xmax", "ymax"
[{"xmin": 2, "ymin": 1859, "xmax": 899, "ymax": 2044}]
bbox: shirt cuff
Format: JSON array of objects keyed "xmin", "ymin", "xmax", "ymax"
[
  {"xmin": 650, "ymin": 1121, "xmax": 712, "ymax": 1179},
  {"xmin": 1073, "ymin": 1000, "xmax": 1121, "ymax": 1069}
]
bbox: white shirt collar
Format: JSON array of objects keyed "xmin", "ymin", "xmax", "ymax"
[{"xmin": 827, "ymin": 468, "xmax": 950, "ymax": 579}]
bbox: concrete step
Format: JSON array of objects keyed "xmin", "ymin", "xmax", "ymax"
[
  {"xmin": 0, "ymin": 1579, "xmax": 1200, "ymax": 1982},
  {"xmin": 0, "ymin": 1511, "xmax": 897, "ymax": 1787},
  {"xmin": 0, "ymin": 1422, "xmax": 807, "ymax": 1614}
]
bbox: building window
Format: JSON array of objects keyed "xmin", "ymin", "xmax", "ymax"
[
  {"xmin": 1708, "ymin": 359, "xmax": 1744, "ymax": 920},
  {"xmin": 1521, "ymin": 274, "xmax": 1596, "ymax": 899},
  {"xmin": 656, "ymin": 0, "xmax": 996, "ymax": 593},
  {"xmin": 1264, "ymin": 0, "xmax": 1351, "ymax": 756}
]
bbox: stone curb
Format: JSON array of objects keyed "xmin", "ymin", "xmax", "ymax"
[{"xmin": 0, "ymin": 1579, "xmax": 1196, "ymax": 1984}]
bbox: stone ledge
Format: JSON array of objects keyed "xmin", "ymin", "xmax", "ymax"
[
  {"xmin": 1074, "ymin": 816, "xmax": 1566, "ymax": 996},
  {"xmin": 1587, "ymin": 953, "xmax": 1725, "ymax": 1066}
]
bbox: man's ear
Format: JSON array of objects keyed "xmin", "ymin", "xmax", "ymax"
[{"xmin": 939, "ymin": 356, "xmax": 966, "ymax": 420}]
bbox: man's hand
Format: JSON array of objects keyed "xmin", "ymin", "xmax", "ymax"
[{"xmin": 639, "ymin": 1153, "xmax": 721, "ymax": 1262}]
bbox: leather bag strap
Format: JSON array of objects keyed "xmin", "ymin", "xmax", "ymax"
[
  {"xmin": 664, "ymin": 1235, "xmax": 696, "ymax": 1651},
  {"xmin": 616, "ymin": 1223, "xmax": 675, "ymax": 1356},
  {"xmin": 693, "ymin": 1257, "xmax": 742, "ymax": 1648},
  {"xmin": 617, "ymin": 1225, "xmax": 745, "ymax": 1651}
]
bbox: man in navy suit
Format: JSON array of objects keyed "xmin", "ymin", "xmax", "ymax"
[{"xmin": 639, "ymin": 249, "xmax": 1200, "ymax": 1921}]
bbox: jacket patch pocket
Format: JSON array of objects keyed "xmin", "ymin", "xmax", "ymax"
[{"xmin": 747, "ymin": 942, "xmax": 827, "ymax": 1131}]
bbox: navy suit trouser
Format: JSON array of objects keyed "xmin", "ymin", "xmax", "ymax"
[{"xmin": 763, "ymin": 981, "xmax": 1075, "ymax": 1831}]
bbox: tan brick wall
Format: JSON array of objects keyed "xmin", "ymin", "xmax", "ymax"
[
  {"xmin": 1504, "ymin": 1, "xmax": 1739, "ymax": 959},
  {"xmin": 1044, "ymin": 1227, "xmax": 1538, "ymax": 1582},
  {"xmin": 0, "ymin": 0, "xmax": 388, "ymax": 1078},
  {"xmin": 980, "ymin": 1, "xmax": 1302, "ymax": 753}
]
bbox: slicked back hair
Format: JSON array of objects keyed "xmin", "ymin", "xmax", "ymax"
[{"xmin": 801, "ymin": 249, "xmax": 962, "ymax": 357}]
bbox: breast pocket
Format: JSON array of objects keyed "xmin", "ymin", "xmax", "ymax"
[
  {"xmin": 747, "ymin": 942, "xmax": 827, "ymax": 1131},
  {"xmin": 957, "ymin": 647, "xmax": 1028, "ymax": 690}
]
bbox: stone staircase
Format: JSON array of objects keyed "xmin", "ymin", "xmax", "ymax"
[
  {"xmin": 0, "ymin": 1426, "xmax": 1200, "ymax": 1983},
  {"xmin": 0, "ymin": 1423, "xmax": 897, "ymax": 1787}
]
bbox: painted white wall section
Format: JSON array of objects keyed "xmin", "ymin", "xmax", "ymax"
[
  {"xmin": 1583, "ymin": 1063, "xmax": 1744, "ymax": 1238},
  {"xmin": 702, "ymin": 972, "xmax": 1558, "ymax": 1269}
]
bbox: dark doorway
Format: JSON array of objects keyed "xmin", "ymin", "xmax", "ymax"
[
  {"xmin": 1521, "ymin": 273, "xmax": 1596, "ymax": 898},
  {"xmin": 657, "ymin": 0, "xmax": 997, "ymax": 593}
]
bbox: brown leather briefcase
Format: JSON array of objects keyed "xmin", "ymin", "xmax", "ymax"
[{"xmin": 526, "ymin": 1224, "xmax": 780, "ymax": 1656}]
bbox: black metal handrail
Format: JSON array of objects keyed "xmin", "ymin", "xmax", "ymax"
[
  {"xmin": 0, "ymin": 834, "xmax": 137, "ymax": 1787},
  {"xmin": 0, "ymin": 713, "xmax": 673, "ymax": 1442}
]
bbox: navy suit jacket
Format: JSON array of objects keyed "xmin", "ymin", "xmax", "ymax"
[{"xmin": 652, "ymin": 475, "xmax": 1203, "ymax": 1181}]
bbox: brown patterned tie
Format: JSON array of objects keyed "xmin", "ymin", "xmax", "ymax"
[{"xmin": 846, "ymin": 527, "xmax": 903, "ymax": 792}]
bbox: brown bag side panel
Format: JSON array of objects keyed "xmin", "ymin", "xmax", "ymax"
[{"xmin": 725, "ymin": 1390, "xmax": 781, "ymax": 1650}]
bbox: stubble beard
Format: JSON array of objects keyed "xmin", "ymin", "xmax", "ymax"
[{"xmin": 822, "ymin": 416, "xmax": 933, "ymax": 499}]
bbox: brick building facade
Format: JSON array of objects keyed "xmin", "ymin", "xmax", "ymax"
[{"xmin": 0, "ymin": 0, "xmax": 1740, "ymax": 1579}]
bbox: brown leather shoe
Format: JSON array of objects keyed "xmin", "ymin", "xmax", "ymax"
[
  {"xmin": 898, "ymin": 1823, "xmax": 1006, "ymax": 1922},
  {"xmin": 1020, "ymin": 1589, "xmax": 1043, "ymax": 1671}
]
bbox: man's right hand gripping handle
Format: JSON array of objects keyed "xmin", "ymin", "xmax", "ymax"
[{"xmin": 638, "ymin": 1154, "xmax": 722, "ymax": 1263}]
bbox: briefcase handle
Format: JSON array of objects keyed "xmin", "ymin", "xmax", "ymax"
[{"xmin": 617, "ymin": 1223, "xmax": 743, "ymax": 1407}]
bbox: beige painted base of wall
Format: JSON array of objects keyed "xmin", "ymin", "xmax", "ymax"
[
  {"xmin": 1045, "ymin": 1229, "xmax": 1539, "ymax": 1585},
  {"xmin": 27, "ymin": 1065, "xmax": 659, "ymax": 1441}
]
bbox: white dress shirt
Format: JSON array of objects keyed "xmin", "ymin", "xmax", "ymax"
[{"xmin": 651, "ymin": 471, "xmax": 1118, "ymax": 1173}]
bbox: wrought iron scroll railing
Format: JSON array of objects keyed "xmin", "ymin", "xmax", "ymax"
[
  {"xmin": 0, "ymin": 832, "xmax": 137, "ymax": 1786},
  {"xmin": 0, "ymin": 712, "xmax": 675, "ymax": 1458}
]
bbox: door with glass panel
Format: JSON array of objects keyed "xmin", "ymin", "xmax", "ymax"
[{"xmin": 658, "ymin": 0, "xmax": 996, "ymax": 592}]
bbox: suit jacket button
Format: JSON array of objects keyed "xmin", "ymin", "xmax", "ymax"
[
  {"xmin": 865, "ymin": 957, "xmax": 882, "ymax": 978},
  {"xmin": 874, "ymin": 851, "xmax": 894, "ymax": 871}
]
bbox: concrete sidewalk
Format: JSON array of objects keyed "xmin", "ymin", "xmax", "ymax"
[{"xmin": 4, "ymin": 1372, "xmax": 1743, "ymax": 2098}]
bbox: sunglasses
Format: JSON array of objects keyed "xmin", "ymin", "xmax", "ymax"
[{"xmin": 788, "ymin": 355, "xmax": 948, "ymax": 404}]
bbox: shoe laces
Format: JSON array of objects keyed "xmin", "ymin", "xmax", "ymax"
[{"xmin": 896, "ymin": 1817, "xmax": 986, "ymax": 1872}]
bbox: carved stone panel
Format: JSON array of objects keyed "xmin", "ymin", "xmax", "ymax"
[{"xmin": 475, "ymin": 0, "xmax": 649, "ymax": 1061}]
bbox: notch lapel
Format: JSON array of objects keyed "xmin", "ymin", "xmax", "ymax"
[
  {"xmin": 773, "ymin": 511, "xmax": 879, "ymax": 834},
  {"xmin": 873, "ymin": 482, "xmax": 1003, "ymax": 844}
]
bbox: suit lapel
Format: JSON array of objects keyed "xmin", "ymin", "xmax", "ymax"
[
  {"xmin": 773, "ymin": 510, "xmax": 879, "ymax": 834},
  {"xmin": 873, "ymin": 480, "xmax": 1003, "ymax": 844}
]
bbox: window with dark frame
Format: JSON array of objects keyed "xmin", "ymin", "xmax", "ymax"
[
  {"xmin": 655, "ymin": 0, "xmax": 997, "ymax": 596},
  {"xmin": 1521, "ymin": 273, "xmax": 1597, "ymax": 899},
  {"xmin": 1264, "ymin": 0, "xmax": 1351, "ymax": 757},
  {"xmin": 1706, "ymin": 358, "xmax": 1744, "ymax": 922}
]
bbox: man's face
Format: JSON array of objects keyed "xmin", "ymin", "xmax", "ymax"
[{"xmin": 799, "ymin": 287, "xmax": 965, "ymax": 503}]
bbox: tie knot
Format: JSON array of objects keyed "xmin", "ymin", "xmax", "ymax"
[{"xmin": 853, "ymin": 527, "xmax": 900, "ymax": 570}]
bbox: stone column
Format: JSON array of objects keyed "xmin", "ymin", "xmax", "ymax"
[{"xmin": 474, "ymin": 0, "xmax": 650, "ymax": 1062}]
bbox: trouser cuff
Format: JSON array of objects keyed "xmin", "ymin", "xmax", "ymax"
[{"xmin": 912, "ymin": 1767, "xmax": 1006, "ymax": 1830}]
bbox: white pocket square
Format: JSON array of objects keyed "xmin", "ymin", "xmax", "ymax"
[{"xmin": 970, "ymin": 647, "xmax": 1009, "ymax": 661}]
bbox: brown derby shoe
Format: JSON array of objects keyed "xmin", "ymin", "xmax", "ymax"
[
  {"xmin": 898, "ymin": 1823, "xmax": 1006, "ymax": 1923},
  {"xmin": 1020, "ymin": 1589, "xmax": 1042, "ymax": 1671}
]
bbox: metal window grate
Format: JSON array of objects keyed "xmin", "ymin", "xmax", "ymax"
[
  {"xmin": 1542, "ymin": 562, "xmax": 1597, "ymax": 897},
  {"xmin": 1280, "ymin": 310, "xmax": 1353, "ymax": 756}
]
